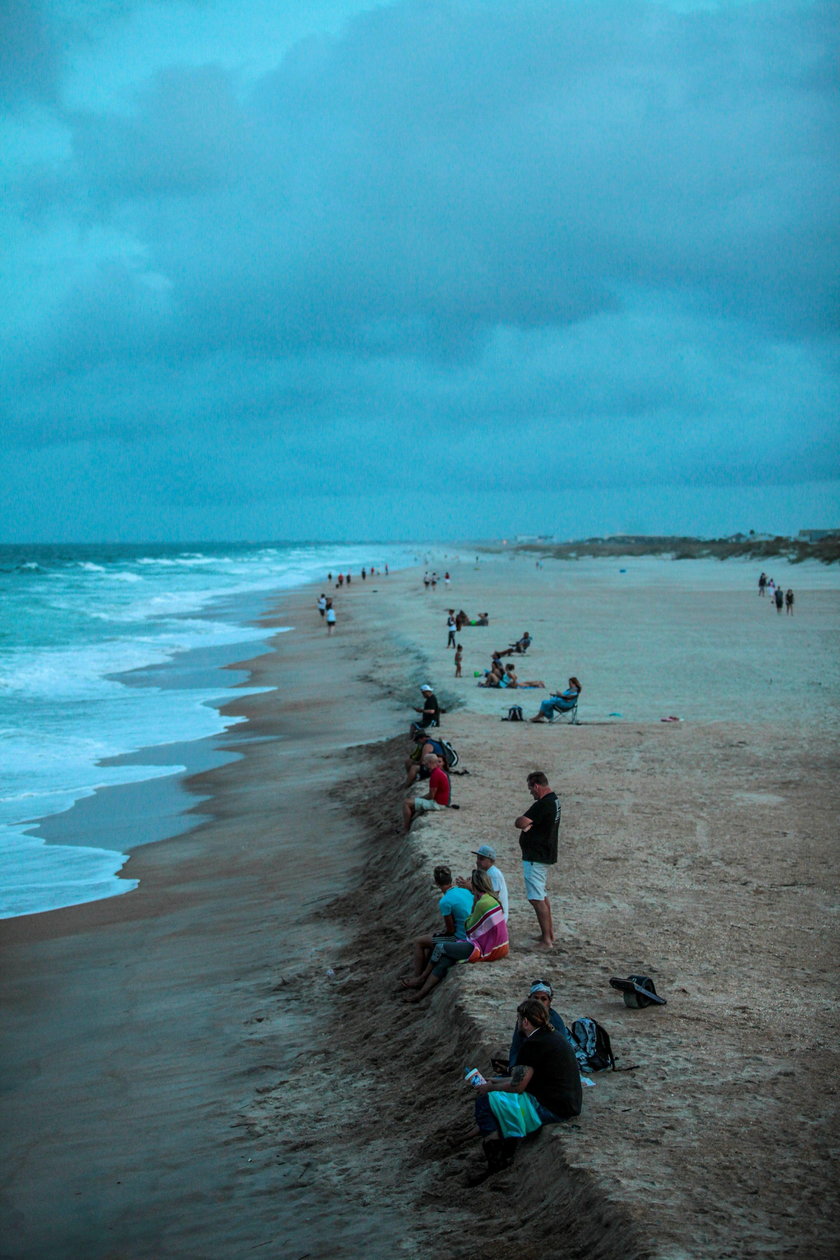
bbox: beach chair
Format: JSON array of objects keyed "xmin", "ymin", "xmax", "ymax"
[{"xmin": 548, "ymin": 696, "xmax": 579, "ymax": 725}]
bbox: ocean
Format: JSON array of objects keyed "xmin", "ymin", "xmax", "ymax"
[{"xmin": 0, "ymin": 541, "xmax": 414, "ymax": 919}]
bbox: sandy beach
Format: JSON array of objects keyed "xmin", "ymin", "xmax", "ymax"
[{"xmin": 1, "ymin": 554, "xmax": 838, "ymax": 1259}]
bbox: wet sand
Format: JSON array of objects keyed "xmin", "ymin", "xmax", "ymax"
[{"xmin": 1, "ymin": 557, "xmax": 838, "ymax": 1258}]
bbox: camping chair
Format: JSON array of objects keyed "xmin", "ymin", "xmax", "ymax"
[{"xmin": 548, "ymin": 695, "xmax": 579, "ymax": 725}]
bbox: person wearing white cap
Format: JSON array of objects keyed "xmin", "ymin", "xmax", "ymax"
[
  {"xmin": 412, "ymin": 684, "xmax": 440, "ymax": 729},
  {"xmin": 459, "ymin": 845, "xmax": 508, "ymax": 920}
]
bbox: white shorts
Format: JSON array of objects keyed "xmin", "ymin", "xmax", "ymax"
[
  {"xmin": 523, "ymin": 860, "xmax": 551, "ymax": 901},
  {"xmin": 414, "ymin": 798, "xmax": 444, "ymax": 814}
]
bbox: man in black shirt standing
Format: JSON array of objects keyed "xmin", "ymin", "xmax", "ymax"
[{"xmin": 514, "ymin": 770, "xmax": 560, "ymax": 949}]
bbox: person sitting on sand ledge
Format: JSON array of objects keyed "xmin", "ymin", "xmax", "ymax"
[
  {"xmin": 403, "ymin": 731, "xmax": 450, "ymax": 789},
  {"xmin": 401, "ymin": 865, "xmax": 473, "ymax": 987},
  {"xmin": 403, "ymin": 753, "xmax": 450, "ymax": 833},
  {"xmin": 501, "ymin": 980, "xmax": 574, "ymax": 1071},
  {"xmin": 530, "ymin": 677, "xmax": 581, "ymax": 722},
  {"xmin": 457, "ymin": 845, "xmax": 508, "ymax": 920},
  {"xmin": 401, "ymin": 869, "xmax": 508, "ymax": 1003},
  {"xmin": 412, "ymin": 683, "xmax": 440, "ymax": 730},
  {"xmin": 453, "ymin": 997, "xmax": 582, "ymax": 1180}
]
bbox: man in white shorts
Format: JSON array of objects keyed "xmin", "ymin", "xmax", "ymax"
[
  {"xmin": 514, "ymin": 771, "xmax": 560, "ymax": 949},
  {"xmin": 402, "ymin": 753, "xmax": 451, "ymax": 833}
]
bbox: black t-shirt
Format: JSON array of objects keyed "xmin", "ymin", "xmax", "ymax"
[
  {"xmin": 419, "ymin": 693, "xmax": 440, "ymax": 726},
  {"xmin": 519, "ymin": 791, "xmax": 560, "ymax": 864},
  {"xmin": 515, "ymin": 1025, "xmax": 582, "ymax": 1119}
]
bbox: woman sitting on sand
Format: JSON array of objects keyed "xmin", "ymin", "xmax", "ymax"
[
  {"xmin": 530, "ymin": 677, "xmax": 581, "ymax": 722},
  {"xmin": 477, "ymin": 653, "xmax": 505, "ymax": 686},
  {"xmin": 401, "ymin": 870, "xmax": 508, "ymax": 1004}
]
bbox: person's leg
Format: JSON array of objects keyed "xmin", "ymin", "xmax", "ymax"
[
  {"xmin": 530, "ymin": 897, "xmax": 554, "ymax": 947},
  {"xmin": 405, "ymin": 941, "xmax": 470, "ymax": 1001},
  {"xmin": 523, "ymin": 863, "xmax": 554, "ymax": 947},
  {"xmin": 403, "ymin": 761, "xmax": 421, "ymax": 789},
  {"xmin": 531, "ymin": 698, "xmax": 554, "ymax": 722},
  {"xmin": 411, "ymin": 935, "xmax": 434, "ymax": 976},
  {"xmin": 403, "ymin": 970, "xmax": 442, "ymax": 1003},
  {"xmin": 401, "ymin": 957, "xmax": 434, "ymax": 990},
  {"xmin": 474, "ymin": 1093, "xmax": 501, "ymax": 1137},
  {"xmin": 402, "ymin": 799, "xmax": 415, "ymax": 833}
]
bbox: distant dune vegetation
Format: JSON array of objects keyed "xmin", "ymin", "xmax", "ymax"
[{"xmin": 503, "ymin": 534, "xmax": 840, "ymax": 564}]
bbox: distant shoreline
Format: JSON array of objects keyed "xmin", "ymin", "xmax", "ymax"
[{"xmin": 482, "ymin": 534, "xmax": 840, "ymax": 564}]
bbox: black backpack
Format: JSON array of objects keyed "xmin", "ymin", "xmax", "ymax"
[
  {"xmin": 437, "ymin": 739, "xmax": 460, "ymax": 769},
  {"xmin": 570, "ymin": 1018, "xmax": 616, "ymax": 1072},
  {"xmin": 503, "ymin": 705, "xmax": 524, "ymax": 722}
]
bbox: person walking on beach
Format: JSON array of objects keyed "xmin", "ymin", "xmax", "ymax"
[
  {"xmin": 514, "ymin": 771, "xmax": 560, "ymax": 949},
  {"xmin": 454, "ymin": 644, "xmax": 463, "ymax": 677},
  {"xmin": 317, "ymin": 593, "xmax": 327, "ymax": 618},
  {"xmin": 758, "ymin": 572, "xmax": 767, "ymax": 597},
  {"xmin": 786, "ymin": 588, "xmax": 795, "ymax": 615},
  {"xmin": 774, "ymin": 586, "xmax": 784, "ymax": 613},
  {"xmin": 446, "ymin": 612, "xmax": 457, "ymax": 649},
  {"xmin": 325, "ymin": 601, "xmax": 336, "ymax": 635}
]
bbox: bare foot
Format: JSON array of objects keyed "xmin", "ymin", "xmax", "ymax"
[
  {"xmin": 399, "ymin": 976, "xmax": 422, "ymax": 989},
  {"xmin": 402, "ymin": 991, "xmax": 425, "ymax": 1004},
  {"xmin": 534, "ymin": 939, "xmax": 554, "ymax": 950}
]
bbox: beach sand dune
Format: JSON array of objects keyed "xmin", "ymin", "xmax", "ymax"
[{"xmin": 1, "ymin": 556, "xmax": 837, "ymax": 1258}]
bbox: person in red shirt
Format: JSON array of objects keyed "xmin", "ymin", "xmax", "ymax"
[{"xmin": 403, "ymin": 754, "xmax": 451, "ymax": 834}]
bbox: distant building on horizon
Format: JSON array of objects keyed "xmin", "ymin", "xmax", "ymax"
[{"xmin": 799, "ymin": 529, "xmax": 840, "ymax": 542}]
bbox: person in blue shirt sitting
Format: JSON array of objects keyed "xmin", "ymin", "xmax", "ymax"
[{"xmin": 399, "ymin": 866, "xmax": 473, "ymax": 991}]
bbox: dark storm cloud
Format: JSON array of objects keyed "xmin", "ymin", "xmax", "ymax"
[
  {"xmin": 2, "ymin": 0, "xmax": 839, "ymax": 540},
  {"xmin": 15, "ymin": 0, "xmax": 833, "ymax": 369},
  {"xmin": 0, "ymin": 0, "xmax": 61, "ymax": 106}
]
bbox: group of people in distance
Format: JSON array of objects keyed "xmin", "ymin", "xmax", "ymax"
[{"xmin": 758, "ymin": 572, "xmax": 795, "ymax": 613}]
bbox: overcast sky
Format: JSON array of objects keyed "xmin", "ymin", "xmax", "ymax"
[{"xmin": 1, "ymin": 0, "xmax": 837, "ymax": 542}]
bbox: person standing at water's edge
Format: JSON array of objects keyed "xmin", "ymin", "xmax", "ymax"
[{"xmin": 514, "ymin": 771, "xmax": 560, "ymax": 949}]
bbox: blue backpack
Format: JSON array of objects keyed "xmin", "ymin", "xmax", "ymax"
[{"xmin": 569, "ymin": 1018, "xmax": 616, "ymax": 1072}]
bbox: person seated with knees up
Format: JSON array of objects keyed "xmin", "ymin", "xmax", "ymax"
[
  {"xmin": 403, "ymin": 731, "xmax": 448, "ymax": 789},
  {"xmin": 458, "ymin": 845, "xmax": 509, "ymax": 920},
  {"xmin": 403, "ymin": 753, "xmax": 450, "ymax": 834},
  {"xmin": 402, "ymin": 869, "xmax": 508, "ymax": 1003},
  {"xmin": 491, "ymin": 979, "xmax": 574, "ymax": 1073},
  {"xmin": 453, "ymin": 997, "xmax": 582, "ymax": 1179},
  {"xmin": 400, "ymin": 865, "xmax": 474, "ymax": 990},
  {"xmin": 530, "ymin": 676, "xmax": 581, "ymax": 722}
]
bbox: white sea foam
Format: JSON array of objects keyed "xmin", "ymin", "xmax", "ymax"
[
  {"xmin": 0, "ymin": 826, "xmax": 139, "ymax": 918},
  {"xmin": 0, "ymin": 540, "xmax": 415, "ymax": 918}
]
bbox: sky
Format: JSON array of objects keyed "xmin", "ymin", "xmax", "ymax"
[{"xmin": 1, "ymin": 0, "xmax": 838, "ymax": 543}]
